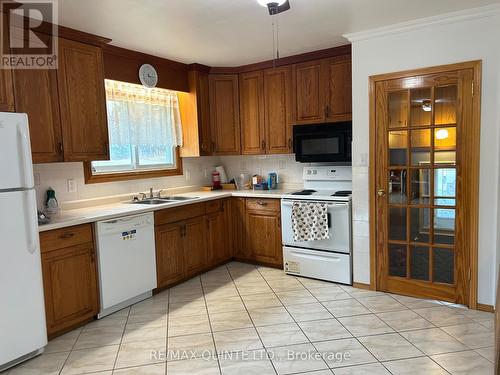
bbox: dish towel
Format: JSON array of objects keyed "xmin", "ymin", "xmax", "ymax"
[{"xmin": 291, "ymin": 201, "xmax": 330, "ymax": 242}]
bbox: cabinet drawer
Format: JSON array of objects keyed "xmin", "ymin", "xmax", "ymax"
[
  {"xmin": 205, "ymin": 199, "xmax": 222, "ymax": 214},
  {"xmin": 155, "ymin": 202, "xmax": 206, "ymax": 226},
  {"xmin": 246, "ymin": 198, "xmax": 280, "ymax": 212},
  {"xmin": 40, "ymin": 224, "xmax": 93, "ymax": 253}
]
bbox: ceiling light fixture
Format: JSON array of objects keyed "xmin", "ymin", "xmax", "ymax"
[
  {"xmin": 256, "ymin": 0, "xmax": 291, "ymax": 66},
  {"xmin": 422, "ymin": 100, "xmax": 432, "ymax": 112},
  {"xmin": 435, "ymin": 129, "xmax": 449, "ymax": 140}
]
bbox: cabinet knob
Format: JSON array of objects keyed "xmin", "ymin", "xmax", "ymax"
[
  {"xmin": 257, "ymin": 200, "xmax": 267, "ymax": 206},
  {"xmin": 377, "ymin": 189, "xmax": 387, "ymax": 197}
]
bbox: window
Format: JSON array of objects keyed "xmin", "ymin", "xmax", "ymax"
[{"xmin": 86, "ymin": 80, "xmax": 183, "ymax": 183}]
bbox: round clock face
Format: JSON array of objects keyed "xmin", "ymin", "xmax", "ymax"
[{"xmin": 139, "ymin": 64, "xmax": 158, "ymax": 88}]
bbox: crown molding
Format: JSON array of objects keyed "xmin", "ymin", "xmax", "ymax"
[{"xmin": 343, "ymin": 4, "xmax": 500, "ymax": 43}]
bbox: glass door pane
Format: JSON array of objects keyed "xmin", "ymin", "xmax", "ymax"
[
  {"xmin": 410, "ymin": 88, "xmax": 432, "ymax": 126},
  {"xmin": 434, "ymin": 85, "xmax": 457, "ymax": 125},
  {"xmin": 388, "ymin": 90, "xmax": 408, "ymax": 128}
]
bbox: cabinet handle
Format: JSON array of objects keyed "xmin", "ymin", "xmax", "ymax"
[
  {"xmin": 257, "ymin": 200, "xmax": 267, "ymax": 206},
  {"xmin": 288, "ymin": 138, "xmax": 292, "ymax": 150},
  {"xmin": 212, "ymin": 142, "xmax": 216, "ymax": 153},
  {"xmin": 90, "ymin": 250, "xmax": 95, "ymax": 263},
  {"xmin": 261, "ymin": 140, "xmax": 266, "ymax": 150},
  {"xmin": 58, "ymin": 142, "xmax": 63, "ymax": 155},
  {"xmin": 60, "ymin": 232, "xmax": 75, "ymax": 239},
  {"xmin": 325, "ymin": 105, "xmax": 330, "ymax": 118}
]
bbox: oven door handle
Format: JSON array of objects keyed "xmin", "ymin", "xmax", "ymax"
[{"xmin": 281, "ymin": 201, "xmax": 349, "ymax": 208}]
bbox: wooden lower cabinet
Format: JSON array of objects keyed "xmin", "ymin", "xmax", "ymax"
[
  {"xmin": 40, "ymin": 224, "xmax": 99, "ymax": 338},
  {"xmin": 155, "ymin": 222, "xmax": 186, "ymax": 288},
  {"xmin": 232, "ymin": 197, "xmax": 283, "ymax": 267},
  {"xmin": 184, "ymin": 216, "xmax": 208, "ymax": 275},
  {"xmin": 207, "ymin": 200, "xmax": 231, "ymax": 266},
  {"xmin": 245, "ymin": 209, "xmax": 283, "ymax": 267}
]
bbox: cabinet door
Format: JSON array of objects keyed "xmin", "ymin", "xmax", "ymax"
[
  {"xmin": 209, "ymin": 74, "xmax": 240, "ymax": 155},
  {"xmin": 292, "ymin": 60, "xmax": 325, "ymax": 124},
  {"xmin": 207, "ymin": 209, "xmax": 229, "ymax": 265},
  {"xmin": 184, "ymin": 216, "xmax": 207, "ymax": 276},
  {"xmin": 57, "ymin": 38, "xmax": 109, "ymax": 162},
  {"xmin": 232, "ymin": 197, "xmax": 248, "ymax": 259},
  {"xmin": 41, "ymin": 243, "xmax": 99, "ymax": 337},
  {"xmin": 240, "ymin": 71, "xmax": 265, "ymax": 155},
  {"xmin": 155, "ymin": 223, "xmax": 185, "ymax": 288},
  {"xmin": 264, "ymin": 66, "xmax": 292, "ymax": 154},
  {"xmin": 0, "ymin": 11, "xmax": 14, "ymax": 112},
  {"xmin": 12, "ymin": 68, "xmax": 63, "ymax": 163},
  {"xmin": 198, "ymin": 71, "xmax": 212, "ymax": 155},
  {"xmin": 324, "ymin": 57, "xmax": 352, "ymax": 122},
  {"xmin": 245, "ymin": 210, "xmax": 283, "ymax": 266}
]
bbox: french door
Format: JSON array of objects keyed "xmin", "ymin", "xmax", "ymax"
[{"xmin": 372, "ymin": 63, "xmax": 480, "ymax": 305}]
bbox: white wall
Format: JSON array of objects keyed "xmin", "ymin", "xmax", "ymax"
[
  {"xmin": 33, "ymin": 157, "xmax": 220, "ymax": 208},
  {"xmin": 33, "ymin": 154, "xmax": 305, "ymax": 208},
  {"xmin": 346, "ymin": 6, "xmax": 500, "ymax": 305}
]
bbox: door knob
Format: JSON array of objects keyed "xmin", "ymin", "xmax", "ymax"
[{"xmin": 377, "ymin": 189, "xmax": 386, "ymax": 197}]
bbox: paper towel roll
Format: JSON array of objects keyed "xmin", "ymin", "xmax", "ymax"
[{"xmin": 215, "ymin": 166, "xmax": 228, "ymax": 183}]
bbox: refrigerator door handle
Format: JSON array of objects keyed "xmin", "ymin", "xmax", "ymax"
[
  {"xmin": 24, "ymin": 190, "xmax": 38, "ymax": 254},
  {"xmin": 17, "ymin": 121, "xmax": 34, "ymax": 188}
]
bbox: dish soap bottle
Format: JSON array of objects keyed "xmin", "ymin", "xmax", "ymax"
[{"xmin": 46, "ymin": 187, "xmax": 59, "ymax": 215}]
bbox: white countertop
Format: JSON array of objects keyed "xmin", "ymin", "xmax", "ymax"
[{"xmin": 38, "ymin": 189, "xmax": 292, "ymax": 232}]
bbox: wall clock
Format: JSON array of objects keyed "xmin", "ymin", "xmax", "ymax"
[{"xmin": 139, "ymin": 63, "xmax": 158, "ymax": 88}]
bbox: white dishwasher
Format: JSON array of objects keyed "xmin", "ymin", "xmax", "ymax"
[{"xmin": 96, "ymin": 212, "xmax": 157, "ymax": 318}]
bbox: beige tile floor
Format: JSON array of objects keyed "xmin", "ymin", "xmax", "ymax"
[{"xmin": 4, "ymin": 262, "xmax": 495, "ymax": 375}]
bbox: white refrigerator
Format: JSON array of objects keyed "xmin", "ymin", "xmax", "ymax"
[{"xmin": 0, "ymin": 113, "xmax": 47, "ymax": 371}]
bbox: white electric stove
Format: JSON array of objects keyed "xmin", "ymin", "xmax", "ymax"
[{"xmin": 281, "ymin": 166, "xmax": 353, "ymax": 285}]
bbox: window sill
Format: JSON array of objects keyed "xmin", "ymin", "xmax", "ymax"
[{"xmin": 83, "ymin": 153, "xmax": 183, "ymax": 184}]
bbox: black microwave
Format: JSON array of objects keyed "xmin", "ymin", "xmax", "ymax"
[{"xmin": 293, "ymin": 122, "xmax": 352, "ymax": 163}]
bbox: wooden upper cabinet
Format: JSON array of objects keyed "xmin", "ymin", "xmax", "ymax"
[
  {"xmin": 264, "ymin": 66, "xmax": 292, "ymax": 153},
  {"xmin": 240, "ymin": 71, "xmax": 265, "ymax": 155},
  {"xmin": 209, "ymin": 74, "xmax": 240, "ymax": 155},
  {"xmin": 292, "ymin": 56, "xmax": 352, "ymax": 125},
  {"xmin": 293, "ymin": 60, "xmax": 324, "ymax": 124},
  {"xmin": 57, "ymin": 38, "xmax": 109, "ymax": 162},
  {"xmin": 179, "ymin": 69, "xmax": 212, "ymax": 157},
  {"xmin": 324, "ymin": 57, "xmax": 352, "ymax": 122},
  {"xmin": 12, "ymin": 68, "xmax": 63, "ymax": 163}
]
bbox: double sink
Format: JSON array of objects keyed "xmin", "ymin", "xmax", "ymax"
[{"xmin": 131, "ymin": 196, "xmax": 198, "ymax": 205}]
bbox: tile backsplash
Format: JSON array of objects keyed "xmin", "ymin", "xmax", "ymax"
[{"xmin": 33, "ymin": 154, "xmax": 305, "ymax": 209}]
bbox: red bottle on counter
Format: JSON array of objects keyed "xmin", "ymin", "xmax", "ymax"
[{"xmin": 212, "ymin": 171, "xmax": 222, "ymax": 190}]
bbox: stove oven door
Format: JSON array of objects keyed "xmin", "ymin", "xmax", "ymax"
[{"xmin": 281, "ymin": 199, "xmax": 351, "ymax": 253}]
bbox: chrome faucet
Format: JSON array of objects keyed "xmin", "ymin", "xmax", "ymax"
[
  {"xmin": 157, "ymin": 189, "xmax": 165, "ymax": 198},
  {"xmin": 149, "ymin": 188, "xmax": 154, "ymax": 199}
]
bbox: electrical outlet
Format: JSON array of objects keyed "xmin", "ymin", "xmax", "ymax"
[
  {"xmin": 185, "ymin": 169, "xmax": 191, "ymax": 181},
  {"xmin": 278, "ymin": 159, "xmax": 287, "ymax": 170},
  {"xmin": 67, "ymin": 179, "xmax": 77, "ymax": 193},
  {"xmin": 204, "ymin": 168, "xmax": 208, "ymax": 179},
  {"xmin": 34, "ymin": 173, "xmax": 41, "ymax": 186},
  {"xmin": 256, "ymin": 168, "xmax": 262, "ymax": 176}
]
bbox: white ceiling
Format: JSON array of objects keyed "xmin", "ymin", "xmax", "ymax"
[{"xmin": 59, "ymin": 0, "xmax": 500, "ymax": 66}]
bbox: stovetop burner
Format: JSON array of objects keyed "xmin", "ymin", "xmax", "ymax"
[
  {"xmin": 331, "ymin": 190, "xmax": 352, "ymax": 197},
  {"xmin": 291, "ymin": 189, "xmax": 317, "ymax": 196}
]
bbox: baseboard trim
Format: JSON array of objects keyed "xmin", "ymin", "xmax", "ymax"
[
  {"xmin": 477, "ymin": 303, "xmax": 495, "ymax": 313},
  {"xmin": 353, "ymin": 282, "xmax": 371, "ymax": 290}
]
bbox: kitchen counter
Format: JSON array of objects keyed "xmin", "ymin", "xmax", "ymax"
[{"xmin": 38, "ymin": 188, "xmax": 293, "ymax": 232}]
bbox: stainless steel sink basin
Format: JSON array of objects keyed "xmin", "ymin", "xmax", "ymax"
[
  {"xmin": 131, "ymin": 198, "xmax": 173, "ymax": 205},
  {"xmin": 162, "ymin": 196, "xmax": 199, "ymax": 201},
  {"xmin": 130, "ymin": 196, "xmax": 198, "ymax": 205}
]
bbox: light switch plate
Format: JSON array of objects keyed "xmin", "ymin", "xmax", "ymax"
[{"xmin": 67, "ymin": 179, "xmax": 77, "ymax": 193}]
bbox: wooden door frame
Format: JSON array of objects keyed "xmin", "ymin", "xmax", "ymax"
[{"xmin": 368, "ymin": 60, "xmax": 482, "ymax": 309}]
